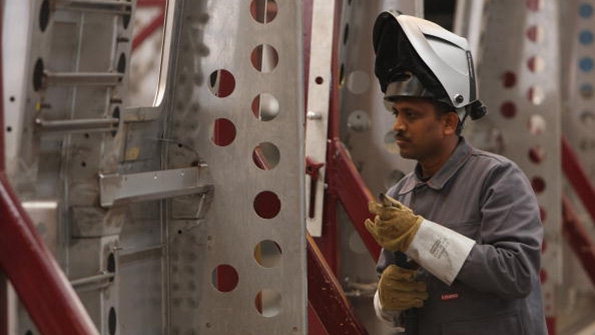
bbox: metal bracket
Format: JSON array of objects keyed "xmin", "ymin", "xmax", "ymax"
[
  {"xmin": 304, "ymin": 0, "xmax": 336, "ymax": 237},
  {"xmin": 99, "ymin": 166, "xmax": 212, "ymax": 207}
]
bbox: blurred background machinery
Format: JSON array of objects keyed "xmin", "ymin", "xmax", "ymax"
[{"xmin": 2, "ymin": 0, "xmax": 595, "ymax": 335}]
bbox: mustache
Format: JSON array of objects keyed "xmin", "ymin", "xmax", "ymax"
[{"xmin": 394, "ymin": 131, "xmax": 410, "ymax": 142}]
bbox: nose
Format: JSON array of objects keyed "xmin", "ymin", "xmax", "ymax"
[{"xmin": 392, "ymin": 114, "xmax": 405, "ymax": 133}]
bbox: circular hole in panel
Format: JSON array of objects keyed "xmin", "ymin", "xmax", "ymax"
[
  {"xmin": 528, "ymin": 114, "xmax": 546, "ymax": 135},
  {"xmin": 343, "ymin": 23, "xmax": 350, "ymax": 45},
  {"xmin": 526, "ymin": 0, "xmax": 543, "ymax": 11},
  {"xmin": 251, "ymin": 44, "xmax": 279, "ymax": 73},
  {"xmin": 502, "ymin": 71, "xmax": 517, "ymax": 88},
  {"xmin": 254, "ymin": 191, "xmax": 281, "ymax": 219},
  {"xmin": 347, "ymin": 110, "xmax": 371, "ymax": 133},
  {"xmin": 348, "ymin": 231, "xmax": 368, "ymax": 255},
  {"xmin": 540, "ymin": 269, "xmax": 547, "ymax": 283},
  {"xmin": 527, "ymin": 56, "xmax": 545, "ymax": 73},
  {"xmin": 253, "ymin": 142, "xmax": 280, "ymax": 170},
  {"xmin": 580, "ymin": 3, "xmax": 594, "ymax": 18},
  {"xmin": 579, "ymin": 57, "xmax": 594, "ymax": 72},
  {"xmin": 39, "ymin": 0, "xmax": 50, "ymax": 32},
  {"xmin": 528, "ymin": 146, "xmax": 546, "ymax": 163},
  {"xmin": 33, "ymin": 58, "xmax": 45, "ymax": 91},
  {"xmin": 580, "ymin": 83, "xmax": 594, "ymax": 99},
  {"xmin": 6, "ymin": 126, "xmax": 12, "ymax": 132},
  {"xmin": 211, "ymin": 118, "xmax": 236, "ymax": 146},
  {"xmin": 9, "ymin": 96, "xmax": 15, "ymax": 102},
  {"xmin": 251, "ymin": 93, "xmax": 280, "ymax": 121},
  {"xmin": 384, "ymin": 169, "xmax": 406, "ymax": 190},
  {"xmin": 531, "ymin": 176, "xmax": 546, "ymax": 194},
  {"xmin": 346, "ymin": 70, "xmax": 371, "ymax": 94},
  {"xmin": 208, "ymin": 69, "xmax": 235, "ymax": 97},
  {"xmin": 528, "ymin": 86, "xmax": 545, "ymax": 105},
  {"xmin": 108, "ymin": 307, "xmax": 117, "ymax": 335},
  {"xmin": 315, "ymin": 76, "xmax": 324, "ymax": 85},
  {"xmin": 250, "ymin": 0, "xmax": 278, "ymax": 24},
  {"xmin": 383, "ymin": 130, "xmax": 399, "ymax": 154},
  {"xmin": 254, "ymin": 240, "xmax": 282, "ymax": 268},
  {"xmin": 112, "ymin": 107, "xmax": 120, "ymax": 119},
  {"xmin": 122, "ymin": 0, "xmax": 132, "ymax": 29},
  {"xmin": 500, "ymin": 101, "xmax": 517, "ymax": 118},
  {"xmin": 526, "ymin": 25, "xmax": 543, "ymax": 42},
  {"xmin": 255, "ymin": 289, "xmax": 282, "ymax": 317},
  {"xmin": 579, "ymin": 30, "xmax": 594, "ymax": 45},
  {"xmin": 580, "ymin": 110, "xmax": 595, "ymax": 125},
  {"xmin": 117, "ymin": 54, "xmax": 126, "ymax": 81},
  {"xmin": 211, "ymin": 264, "xmax": 239, "ymax": 292},
  {"xmin": 107, "ymin": 253, "xmax": 116, "ymax": 281}
]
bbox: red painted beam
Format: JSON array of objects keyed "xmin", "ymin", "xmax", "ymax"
[
  {"xmin": 0, "ymin": 175, "xmax": 100, "ymax": 335},
  {"xmin": 307, "ymin": 234, "xmax": 370, "ymax": 335},
  {"xmin": 329, "ymin": 139, "xmax": 381, "ymax": 261},
  {"xmin": 132, "ymin": 11, "xmax": 165, "ymax": 52},
  {"xmin": 561, "ymin": 136, "xmax": 595, "ymax": 226},
  {"xmin": 561, "ymin": 195, "xmax": 595, "ymax": 287}
]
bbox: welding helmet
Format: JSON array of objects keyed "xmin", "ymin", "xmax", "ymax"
[{"xmin": 373, "ymin": 11, "xmax": 486, "ymax": 121}]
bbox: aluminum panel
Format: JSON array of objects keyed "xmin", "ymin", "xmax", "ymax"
[
  {"xmin": 161, "ymin": 0, "xmax": 306, "ymax": 334},
  {"xmin": 465, "ymin": 0, "xmax": 562, "ymax": 321}
]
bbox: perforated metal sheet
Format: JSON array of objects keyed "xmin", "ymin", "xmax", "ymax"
[
  {"xmin": 162, "ymin": 0, "xmax": 306, "ymax": 334},
  {"xmin": 464, "ymin": 0, "xmax": 562, "ymax": 319}
]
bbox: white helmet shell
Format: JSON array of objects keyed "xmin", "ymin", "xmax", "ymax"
[{"xmin": 373, "ymin": 11, "xmax": 478, "ymax": 109}]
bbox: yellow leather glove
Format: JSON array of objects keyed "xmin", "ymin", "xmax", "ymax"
[
  {"xmin": 378, "ymin": 264, "xmax": 428, "ymax": 311},
  {"xmin": 365, "ymin": 193, "xmax": 423, "ymax": 252}
]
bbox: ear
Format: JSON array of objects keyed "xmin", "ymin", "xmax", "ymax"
[{"xmin": 442, "ymin": 112, "xmax": 459, "ymax": 135}]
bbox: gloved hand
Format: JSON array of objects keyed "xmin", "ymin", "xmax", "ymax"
[
  {"xmin": 365, "ymin": 193, "xmax": 423, "ymax": 252},
  {"xmin": 378, "ymin": 264, "xmax": 428, "ymax": 311}
]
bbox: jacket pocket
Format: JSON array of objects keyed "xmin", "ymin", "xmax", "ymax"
[{"xmin": 441, "ymin": 312, "xmax": 523, "ymax": 335}]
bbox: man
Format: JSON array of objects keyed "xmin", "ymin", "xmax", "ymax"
[{"xmin": 365, "ymin": 11, "xmax": 547, "ymax": 335}]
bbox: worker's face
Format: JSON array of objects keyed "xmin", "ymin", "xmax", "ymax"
[{"xmin": 390, "ymin": 98, "xmax": 455, "ymax": 161}]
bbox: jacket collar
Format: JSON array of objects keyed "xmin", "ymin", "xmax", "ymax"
[{"xmin": 397, "ymin": 137, "xmax": 473, "ymax": 194}]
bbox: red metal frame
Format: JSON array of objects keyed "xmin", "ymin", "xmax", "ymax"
[
  {"xmin": 562, "ymin": 136, "xmax": 595, "ymax": 226},
  {"xmin": 307, "ymin": 234, "xmax": 370, "ymax": 335},
  {"xmin": 132, "ymin": 10, "xmax": 166, "ymax": 52},
  {"xmin": 0, "ymin": 176, "xmax": 99, "ymax": 335},
  {"xmin": 561, "ymin": 196, "xmax": 595, "ymax": 286},
  {"xmin": 0, "ymin": 4, "xmax": 99, "ymax": 335},
  {"xmin": 328, "ymin": 139, "xmax": 380, "ymax": 260}
]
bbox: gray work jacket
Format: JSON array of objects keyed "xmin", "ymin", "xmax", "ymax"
[{"xmin": 377, "ymin": 137, "xmax": 547, "ymax": 335}]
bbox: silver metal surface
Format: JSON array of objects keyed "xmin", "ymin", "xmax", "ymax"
[
  {"xmin": 465, "ymin": 0, "xmax": 561, "ymax": 320},
  {"xmin": 21, "ymin": 200, "xmax": 61, "ymax": 259},
  {"xmin": 71, "ymin": 273, "xmax": 115, "ymax": 289},
  {"xmin": 161, "ymin": 0, "xmax": 307, "ymax": 333},
  {"xmin": 44, "ymin": 71, "xmax": 124, "ymax": 87},
  {"xmin": 35, "ymin": 117, "xmax": 119, "ymax": 133},
  {"xmin": 304, "ymin": 0, "xmax": 336, "ymax": 237},
  {"xmin": 99, "ymin": 167, "xmax": 213, "ymax": 207}
]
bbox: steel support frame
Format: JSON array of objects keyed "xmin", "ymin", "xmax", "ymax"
[
  {"xmin": 0, "ymin": 175, "xmax": 99, "ymax": 335},
  {"xmin": 0, "ymin": 4, "xmax": 98, "ymax": 335},
  {"xmin": 561, "ymin": 136, "xmax": 595, "ymax": 287},
  {"xmin": 307, "ymin": 234, "xmax": 369, "ymax": 335},
  {"xmin": 132, "ymin": 0, "xmax": 165, "ymax": 52}
]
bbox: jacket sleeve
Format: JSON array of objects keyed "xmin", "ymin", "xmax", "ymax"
[{"xmin": 455, "ymin": 160, "xmax": 543, "ymax": 300}]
